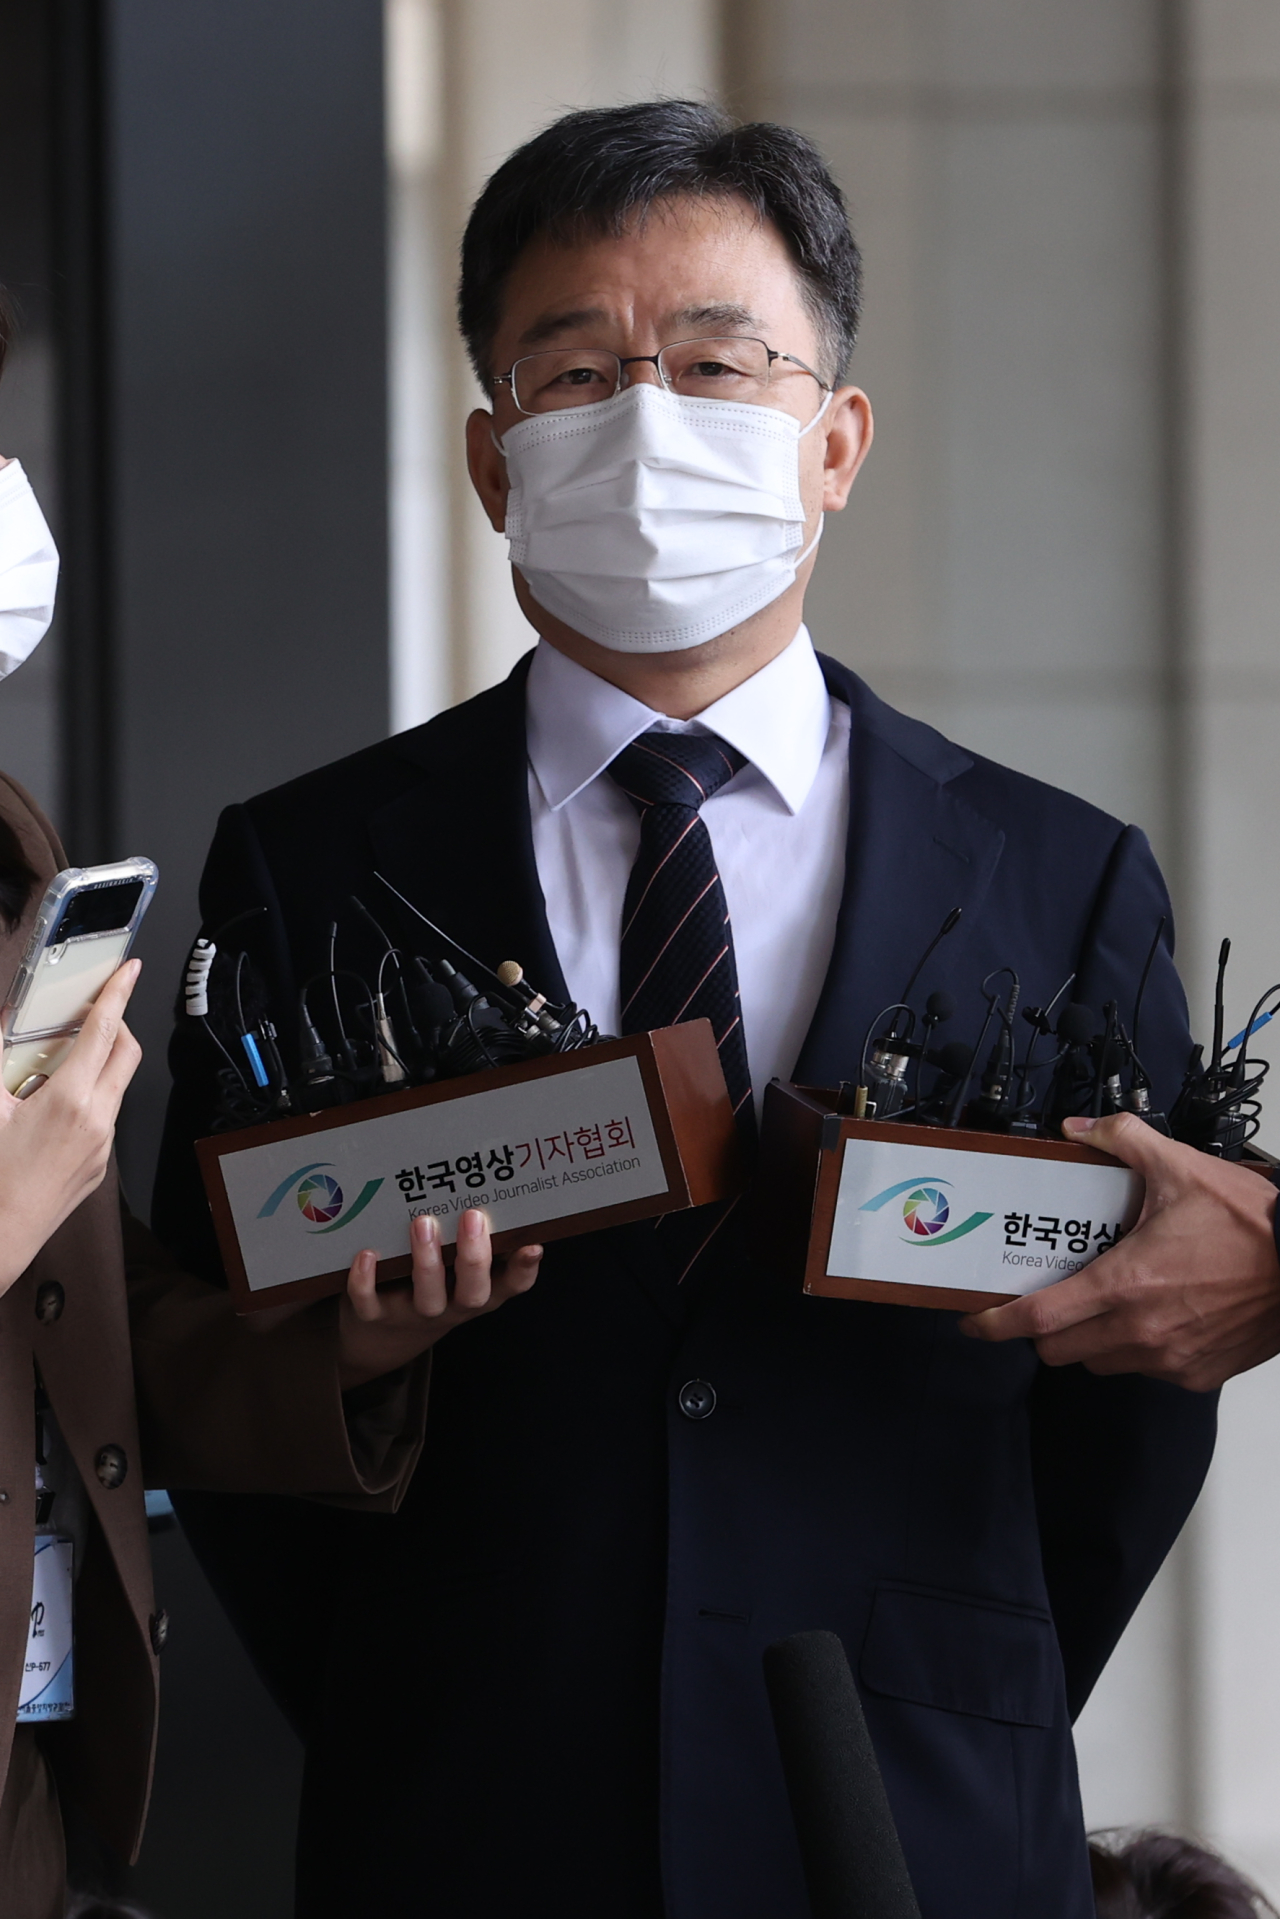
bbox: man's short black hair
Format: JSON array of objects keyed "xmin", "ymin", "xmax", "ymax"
[{"xmin": 458, "ymin": 100, "xmax": 862, "ymax": 390}]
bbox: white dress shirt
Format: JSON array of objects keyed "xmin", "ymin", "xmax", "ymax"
[
  {"xmin": 527, "ymin": 627, "xmax": 850, "ymax": 1114},
  {"xmin": 0, "ymin": 460, "xmax": 59, "ymax": 677}
]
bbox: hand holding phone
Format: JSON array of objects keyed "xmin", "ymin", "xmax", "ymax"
[
  {"xmin": 2, "ymin": 857, "xmax": 157, "ymax": 1095},
  {"xmin": 0, "ymin": 960, "xmax": 142, "ymax": 1298}
]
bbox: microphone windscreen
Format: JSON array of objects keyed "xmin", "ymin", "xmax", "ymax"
[
  {"xmin": 933, "ymin": 1041, "xmax": 973, "ymax": 1080},
  {"xmin": 410, "ymin": 966, "xmax": 457, "ymax": 1032},
  {"xmin": 763, "ymin": 1631, "xmax": 921, "ymax": 1919},
  {"xmin": 1058, "ymin": 1002, "xmax": 1101, "ymax": 1047},
  {"xmin": 925, "ymin": 990, "xmax": 955, "ymax": 1024}
]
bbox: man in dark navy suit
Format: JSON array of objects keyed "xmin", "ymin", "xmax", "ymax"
[{"xmin": 153, "ymin": 102, "xmax": 1216, "ymax": 1919}]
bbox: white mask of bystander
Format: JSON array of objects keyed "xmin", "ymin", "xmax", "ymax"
[
  {"xmin": 0, "ymin": 462, "xmax": 59, "ymax": 678},
  {"xmin": 498, "ymin": 382, "xmax": 828, "ymax": 653}
]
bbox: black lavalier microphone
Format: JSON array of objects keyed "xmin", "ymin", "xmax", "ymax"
[
  {"xmin": 763, "ymin": 1631, "xmax": 922, "ymax": 1919},
  {"xmin": 1041, "ymin": 1002, "xmax": 1102, "ymax": 1131},
  {"xmin": 923, "ymin": 989, "xmax": 955, "ymax": 1030},
  {"xmin": 859, "ymin": 910, "xmax": 964, "ymax": 1119}
]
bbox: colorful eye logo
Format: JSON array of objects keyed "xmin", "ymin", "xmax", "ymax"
[
  {"xmin": 257, "ymin": 1161, "xmax": 386, "ymax": 1234},
  {"xmin": 858, "ymin": 1174, "xmax": 992, "ymax": 1247},
  {"xmin": 296, "ymin": 1172, "xmax": 344, "ymax": 1224},
  {"xmin": 902, "ymin": 1185, "xmax": 950, "ymax": 1237}
]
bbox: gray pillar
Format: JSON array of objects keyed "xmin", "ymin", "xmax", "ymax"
[{"xmin": 103, "ymin": 0, "xmax": 390, "ymax": 1202}]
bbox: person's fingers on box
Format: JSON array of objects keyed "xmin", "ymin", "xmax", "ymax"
[
  {"xmin": 1063, "ymin": 1111, "xmax": 1191, "ymax": 1214},
  {"xmin": 961, "ymin": 1264, "xmax": 1111, "ymax": 1343},
  {"xmin": 452, "ymin": 1205, "xmax": 492, "ymax": 1310},
  {"xmin": 345, "ymin": 1249, "xmax": 381, "ymax": 1322},
  {"xmin": 1028, "ymin": 1321, "xmax": 1135, "ymax": 1371},
  {"xmin": 408, "ymin": 1214, "xmax": 448, "ymax": 1318}
]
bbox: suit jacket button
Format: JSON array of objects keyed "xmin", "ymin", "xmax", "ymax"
[
  {"xmin": 95, "ymin": 1444, "xmax": 128, "ymax": 1489},
  {"xmin": 149, "ymin": 1609, "xmax": 170, "ymax": 1654},
  {"xmin": 678, "ymin": 1379, "xmax": 716, "ymax": 1420},
  {"xmin": 34, "ymin": 1281, "xmax": 65, "ymax": 1324}
]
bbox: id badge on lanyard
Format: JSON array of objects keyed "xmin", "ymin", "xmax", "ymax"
[
  {"xmin": 17, "ymin": 1389, "xmax": 74, "ymax": 1722},
  {"xmin": 17, "ymin": 1535, "xmax": 74, "ymax": 1721}
]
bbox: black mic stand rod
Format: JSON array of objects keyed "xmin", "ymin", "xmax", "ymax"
[
  {"xmin": 764, "ymin": 1631, "xmax": 921, "ymax": 1919},
  {"xmin": 944, "ymin": 993, "xmax": 999, "ymax": 1129}
]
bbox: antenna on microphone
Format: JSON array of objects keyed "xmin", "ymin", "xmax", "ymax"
[
  {"xmin": 888, "ymin": 907, "xmax": 963, "ymax": 1038},
  {"xmin": 1131, "ymin": 916, "xmax": 1165, "ymax": 1068},
  {"xmin": 1123, "ymin": 919, "xmax": 1170, "ymax": 1127},
  {"xmin": 1210, "ymin": 937, "xmax": 1231, "ymax": 1074},
  {"xmin": 375, "ymin": 871, "xmax": 512, "ymax": 997}
]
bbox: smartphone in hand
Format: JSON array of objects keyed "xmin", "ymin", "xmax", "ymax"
[{"xmin": 1, "ymin": 857, "xmax": 158, "ymax": 1096}]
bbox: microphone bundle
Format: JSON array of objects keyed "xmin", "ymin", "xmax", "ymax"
[
  {"xmin": 184, "ymin": 876, "xmax": 610, "ymax": 1133},
  {"xmin": 851, "ymin": 912, "xmax": 1278, "ymax": 1161}
]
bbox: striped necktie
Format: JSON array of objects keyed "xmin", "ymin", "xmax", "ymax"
[{"xmin": 608, "ymin": 727, "xmax": 756, "ymax": 1148}]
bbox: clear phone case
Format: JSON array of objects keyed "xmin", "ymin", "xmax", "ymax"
[{"xmin": 1, "ymin": 857, "xmax": 158, "ymax": 1095}]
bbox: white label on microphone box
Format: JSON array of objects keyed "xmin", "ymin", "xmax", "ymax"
[
  {"xmin": 825, "ymin": 1136, "xmax": 1143, "ymax": 1296},
  {"xmin": 216, "ymin": 1054, "xmax": 666, "ymax": 1292}
]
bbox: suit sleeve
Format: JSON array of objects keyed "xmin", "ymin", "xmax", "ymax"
[
  {"xmin": 1029, "ymin": 823, "xmax": 1218, "ymax": 1719},
  {"xmin": 125, "ymin": 1201, "xmax": 429, "ymax": 1506},
  {"xmin": 144, "ymin": 802, "xmax": 429, "ymax": 1509}
]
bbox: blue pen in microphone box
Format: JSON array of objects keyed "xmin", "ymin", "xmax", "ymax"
[
  {"xmin": 760, "ymin": 1083, "xmax": 1145, "ymax": 1312},
  {"xmin": 197, "ymin": 1022, "xmax": 741, "ymax": 1314}
]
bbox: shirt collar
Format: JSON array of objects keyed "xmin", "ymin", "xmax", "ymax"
[{"xmin": 525, "ymin": 626, "xmax": 831, "ymax": 817}]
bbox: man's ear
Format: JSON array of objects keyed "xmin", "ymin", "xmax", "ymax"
[
  {"xmin": 821, "ymin": 387, "xmax": 873, "ymax": 513},
  {"xmin": 466, "ymin": 409, "xmax": 508, "ymax": 532}
]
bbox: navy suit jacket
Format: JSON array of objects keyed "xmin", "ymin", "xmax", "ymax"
[{"xmin": 154, "ymin": 654, "xmax": 1216, "ymax": 1919}]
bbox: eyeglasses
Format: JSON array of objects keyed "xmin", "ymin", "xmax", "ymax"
[{"xmin": 493, "ymin": 336, "xmax": 831, "ymax": 416}]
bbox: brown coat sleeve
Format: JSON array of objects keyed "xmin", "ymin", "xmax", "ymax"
[
  {"xmin": 0, "ymin": 767, "xmax": 430, "ymax": 1508},
  {"xmin": 123, "ymin": 1202, "xmax": 430, "ymax": 1508}
]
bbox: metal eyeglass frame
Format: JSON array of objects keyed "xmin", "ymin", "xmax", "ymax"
[{"xmin": 492, "ymin": 336, "xmax": 832, "ymax": 415}]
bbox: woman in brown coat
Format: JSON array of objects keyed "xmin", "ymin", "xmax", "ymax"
[{"xmin": 0, "ymin": 336, "xmax": 539, "ymax": 1909}]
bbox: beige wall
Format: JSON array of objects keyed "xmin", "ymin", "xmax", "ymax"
[
  {"xmin": 732, "ymin": 0, "xmax": 1280, "ymax": 1887},
  {"xmin": 1182, "ymin": 2, "xmax": 1280, "ymax": 1890}
]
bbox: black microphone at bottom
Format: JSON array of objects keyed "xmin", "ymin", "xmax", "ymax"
[{"xmin": 763, "ymin": 1631, "xmax": 921, "ymax": 1919}]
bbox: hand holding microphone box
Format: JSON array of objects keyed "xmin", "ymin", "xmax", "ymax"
[
  {"xmin": 190, "ymin": 878, "xmax": 742, "ymax": 1312},
  {"xmin": 763, "ymin": 907, "xmax": 1280, "ymax": 1311}
]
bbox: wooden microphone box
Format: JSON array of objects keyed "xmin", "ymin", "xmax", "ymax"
[
  {"xmin": 198, "ymin": 1021, "xmax": 740, "ymax": 1314},
  {"xmin": 760, "ymin": 1080, "xmax": 1145, "ymax": 1312}
]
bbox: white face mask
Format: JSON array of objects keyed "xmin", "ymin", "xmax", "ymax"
[
  {"xmin": 0, "ymin": 462, "xmax": 59, "ymax": 678},
  {"xmin": 498, "ymin": 381, "xmax": 828, "ymax": 653}
]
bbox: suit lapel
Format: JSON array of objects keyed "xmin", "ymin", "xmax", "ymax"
[
  {"xmin": 365, "ymin": 651, "xmax": 1006, "ymax": 1318},
  {"xmin": 794, "ymin": 659, "xmax": 1006, "ymax": 1089},
  {"xmin": 367, "ymin": 657, "xmax": 569, "ymax": 1006}
]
